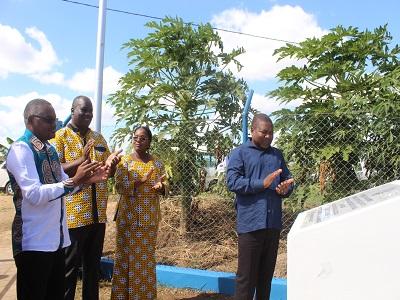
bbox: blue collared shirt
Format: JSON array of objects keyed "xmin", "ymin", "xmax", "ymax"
[{"xmin": 226, "ymin": 140, "xmax": 293, "ymax": 233}]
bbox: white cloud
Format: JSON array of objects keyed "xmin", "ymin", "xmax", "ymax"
[
  {"xmin": 66, "ymin": 66, "xmax": 122, "ymax": 95},
  {"xmin": 67, "ymin": 68, "xmax": 94, "ymax": 92},
  {"xmin": 0, "ymin": 24, "xmax": 59, "ymax": 78},
  {"xmin": 211, "ymin": 5, "xmax": 328, "ymax": 81},
  {"xmin": 251, "ymin": 92, "xmax": 302, "ymax": 115},
  {"xmin": 0, "ymin": 92, "xmax": 72, "ymax": 144},
  {"xmin": 0, "ymin": 24, "xmax": 122, "ymax": 96},
  {"xmin": 31, "ymin": 72, "xmax": 65, "ymax": 85},
  {"xmin": 32, "ymin": 66, "xmax": 122, "ymax": 95}
]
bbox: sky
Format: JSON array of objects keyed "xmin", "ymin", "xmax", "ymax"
[{"xmin": 0, "ymin": 0, "xmax": 399, "ymax": 146}]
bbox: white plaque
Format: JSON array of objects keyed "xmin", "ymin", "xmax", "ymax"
[
  {"xmin": 302, "ymin": 183, "xmax": 400, "ymax": 227},
  {"xmin": 288, "ymin": 180, "xmax": 400, "ymax": 300}
]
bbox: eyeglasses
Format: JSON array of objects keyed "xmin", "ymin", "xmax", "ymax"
[
  {"xmin": 133, "ymin": 136, "xmax": 148, "ymax": 142},
  {"xmin": 31, "ymin": 115, "xmax": 56, "ymax": 124}
]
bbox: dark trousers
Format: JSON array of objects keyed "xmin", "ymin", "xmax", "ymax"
[
  {"xmin": 234, "ymin": 228, "xmax": 281, "ymax": 300},
  {"xmin": 15, "ymin": 249, "xmax": 65, "ymax": 300},
  {"xmin": 64, "ymin": 223, "xmax": 105, "ymax": 300}
]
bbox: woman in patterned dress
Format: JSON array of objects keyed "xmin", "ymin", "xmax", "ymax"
[{"xmin": 111, "ymin": 126, "xmax": 166, "ymax": 300}]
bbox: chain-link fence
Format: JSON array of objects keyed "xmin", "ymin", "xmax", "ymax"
[{"xmin": 105, "ymin": 114, "xmax": 400, "ymax": 277}]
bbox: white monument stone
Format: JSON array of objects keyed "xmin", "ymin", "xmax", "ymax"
[{"xmin": 287, "ymin": 180, "xmax": 400, "ymax": 300}]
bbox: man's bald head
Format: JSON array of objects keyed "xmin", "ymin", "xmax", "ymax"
[
  {"xmin": 251, "ymin": 113, "xmax": 273, "ymax": 131},
  {"xmin": 250, "ymin": 113, "xmax": 274, "ymax": 149},
  {"xmin": 24, "ymin": 99, "xmax": 52, "ymax": 126},
  {"xmin": 23, "ymin": 98, "xmax": 56, "ymax": 142},
  {"xmin": 72, "ymin": 95, "xmax": 91, "ymax": 111},
  {"xmin": 70, "ymin": 95, "xmax": 93, "ymax": 132}
]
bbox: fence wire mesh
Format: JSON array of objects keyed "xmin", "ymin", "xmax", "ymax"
[{"xmin": 105, "ymin": 114, "xmax": 400, "ymax": 277}]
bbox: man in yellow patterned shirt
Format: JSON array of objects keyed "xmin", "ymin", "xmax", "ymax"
[{"xmin": 51, "ymin": 95, "xmax": 121, "ymax": 300}]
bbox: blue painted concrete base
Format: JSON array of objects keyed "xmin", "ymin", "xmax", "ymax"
[
  {"xmin": 100, "ymin": 257, "xmax": 287, "ymax": 299},
  {"xmin": 157, "ymin": 265, "xmax": 236, "ymax": 295}
]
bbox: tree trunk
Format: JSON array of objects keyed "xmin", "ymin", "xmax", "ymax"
[{"xmin": 179, "ymin": 193, "xmax": 192, "ymax": 235}]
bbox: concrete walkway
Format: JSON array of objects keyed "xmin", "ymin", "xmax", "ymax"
[{"xmin": 0, "ymin": 195, "xmax": 16, "ymax": 300}]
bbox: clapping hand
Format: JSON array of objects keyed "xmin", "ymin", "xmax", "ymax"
[
  {"xmin": 72, "ymin": 159, "xmax": 105, "ymax": 185},
  {"xmin": 263, "ymin": 169, "xmax": 294, "ymax": 195},
  {"xmin": 140, "ymin": 166, "xmax": 154, "ymax": 184},
  {"xmin": 276, "ymin": 178, "xmax": 294, "ymax": 196},
  {"xmin": 133, "ymin": 166, "xmax": 154, "ymax": 187},
  {"xmin": 105, "ymin": 149, "xmax": 123, "ymax": 169},
  {"xmin": 263, "ymin": 169, "xmax": 282, "ymax": 189},
  {"xmin": 152, "ymin": 174, "xmax": 166, "ymax": 191},
  {"xmin": 83, "ymin": 139, "xmax": 95, "ymax": 161},
  {"xmin": 87, "ymin": 163, "xmax": 110, "ymax": 184}
]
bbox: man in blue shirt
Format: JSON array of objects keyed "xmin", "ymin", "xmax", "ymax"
[{"xmin": 227, "ymin": 113, "xmax": 294, "ymax": 300}]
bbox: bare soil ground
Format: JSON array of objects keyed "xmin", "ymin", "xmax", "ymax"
[{"xmin": 0, "ymin": 195, "xmax": 13, "ymax": 248}]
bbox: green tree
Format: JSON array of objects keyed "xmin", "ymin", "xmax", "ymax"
[
  {"xmin": 108, "ymin": 17, "xmax": 247, "ymax": 233},
  {"xmin": 269, "ymin": 25, "xmax": 400, "ymax": 208}
]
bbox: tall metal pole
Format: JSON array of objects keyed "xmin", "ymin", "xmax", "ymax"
[
  {"xmin": 94, "ymin": 0, "xmax": 107, "ymax": 132},
  {"xmin": 242, "ymin": 89, "xmax": 254, "ymax": 143}
]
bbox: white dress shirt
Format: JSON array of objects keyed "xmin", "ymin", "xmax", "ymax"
[{"xmin": 7, "ymin": 141, "xmax": 72, "ymax": 253}]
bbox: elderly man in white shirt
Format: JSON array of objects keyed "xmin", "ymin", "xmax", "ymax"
[{"xmin": 6, "ymin": 98, "xmax": 107, "ymax": 300}]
